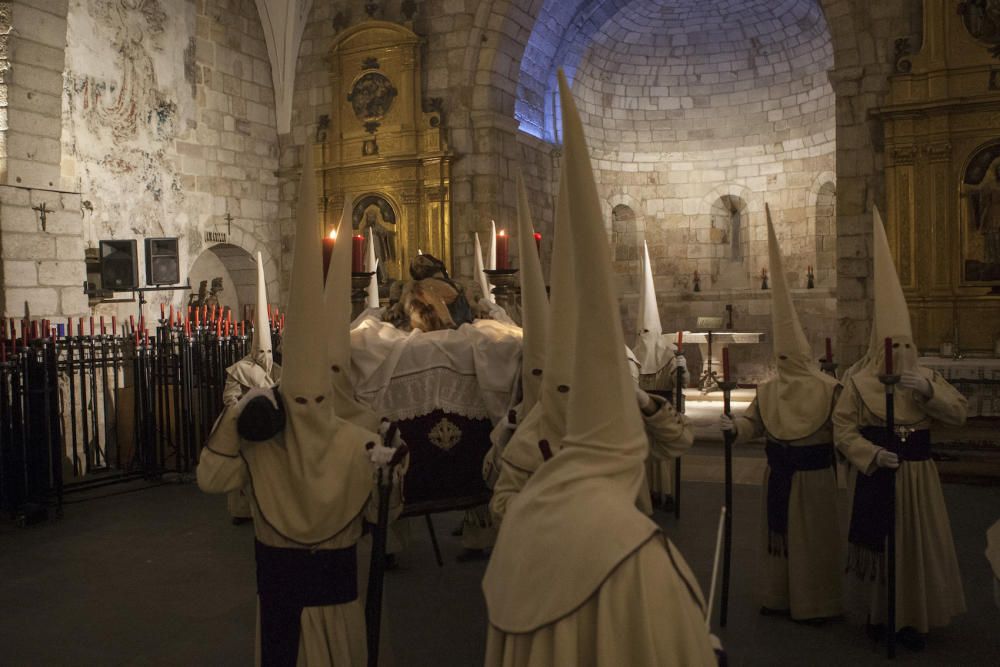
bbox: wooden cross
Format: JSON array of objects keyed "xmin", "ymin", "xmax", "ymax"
[
  {"xmin": 224, "ymin": 212, "xmax": 234, "ymax": 235},
  {"xmin": 32, "ymin": 202, "xmax": 51, "ymax": 231}
]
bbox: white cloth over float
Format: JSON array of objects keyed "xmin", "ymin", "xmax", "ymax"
[{"xmin": 349, "ymin": 311, "xmax": 523, "ymax": 424}]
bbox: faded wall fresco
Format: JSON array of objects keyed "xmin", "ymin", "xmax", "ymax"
[
  {"xmin": 62, "ymin": 0, "xmax": 198, "ymax": 247},
  {"xmin": 60, "ymin": 0, "xmax": 281, "ymax": 314}
]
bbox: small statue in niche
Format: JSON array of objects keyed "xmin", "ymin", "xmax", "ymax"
[
  {"xmin": 962, "ymin": 151, "xmax": 1000, "ymax": 281},
  {"xmin": 355, "ymin": 197, "xmax": 398, "ymax": 283},
  {"xmin": 188, "ymin": 280, "xmax": 208, "ymax": 308},
  {"xmin": 205, "ymin": 277, "xmax": 224, "ymax": 308}
]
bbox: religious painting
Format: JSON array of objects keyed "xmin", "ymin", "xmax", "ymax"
[
  {"xmin": 348, "ymin": 71, "xmax": 398, "ymax": 123},
  {"xmin": 961, "ymin": 142, "xmax": 1000, "ymax": 283}
]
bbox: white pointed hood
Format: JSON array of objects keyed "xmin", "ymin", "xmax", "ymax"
[
  {"xmin": 850, "ymin": 206, "xmax": 930, "ymax": 423},
  {"xmin": 633, "ymin": 240, "xmax": 674, "ymax": 374},
  {"xmin": 756, "ymin": 205, "xmax": 839, "ymax": 440},
  {"xmin": 326, "ymin": 198, "xmax": 380, "ymax": 433},
  {"xmin": 241, "ymin": 146, "xmax": 374, "ymax": 545},
  {"xmin": 515, "ymin": 169, "xmax": 548, "ymax": 413},
  {"xmin": 474, "ymin": 232, "xmax": 494, "ymax": 303},
  {"xmin": 250, "ymin": 252, "xmax": 274, "ymax": 373},
  {"xmin": 365, "ymin": 229, "xmax": 379, "ymax": 309},
  {"xmin": 483, "ymin": 69, "xmax": 657, "ymax": 633},
  {"xmin": 225, "ymin": 252, "xmax": 280, "ymax": 389}
]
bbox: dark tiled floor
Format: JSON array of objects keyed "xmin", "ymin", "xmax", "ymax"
[{"xmin": 0, "ymin": 476, "xmax": 997, "ymax": 666}]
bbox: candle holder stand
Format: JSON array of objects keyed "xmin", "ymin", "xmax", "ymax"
[
  {"xmin": 820, "ymin": 360, "xmax": 838, "ymax": 377},
  {"xmin": 351, "ymin": 272, "xmax": 375, "ymax": 320},
  {"xmin": 484, "ymin": 269, "xmax": 521, "ymax": 325}
]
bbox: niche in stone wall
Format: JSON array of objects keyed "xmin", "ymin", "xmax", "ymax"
[
  {"xmin": 710, "ymin": 195, "xmax": 749, "ymax": 263},
  {"xmin": 611, "ymin": 203, "xmax": 643, "ymax": 289},
  {"xmin": 813, "ymin": 182, "xmax": 836, "ymax": 286}
]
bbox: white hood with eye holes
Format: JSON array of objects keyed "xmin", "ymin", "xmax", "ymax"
[
  {"xmin": 241, "ymin": 145, "xmax": 375, "ymax": 546},
  {"xmin": 226, "ymin": 252, "xmax": 282, "ymax": 389},
  {"xmin": 756, "ymin": 206, "xmax": 839, "ymax": 440},
  {"xmin": 849, "ymin": 207, "xmax": 933, "ymax": 425}
]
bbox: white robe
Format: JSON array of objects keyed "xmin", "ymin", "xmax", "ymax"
[
  {"xmin": 484, "ymin": 534, "xmax": 717, "ymax": 666},
  {"xmin": 198, "ymin": 411, "xmax": 400, "ymax": 666}
]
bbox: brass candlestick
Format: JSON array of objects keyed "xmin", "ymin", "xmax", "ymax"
[
  {"xmin": 484, "ymin": 269, "xmax": 521, "ymax": 325},
  {"xmin": 351, "ymin": 272, "xmax": 375, "ymax": 321}
]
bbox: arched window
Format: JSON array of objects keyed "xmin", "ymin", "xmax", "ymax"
[
  {"xmin": 814, "ymin": 182, "xmax": 836, "ymax": 286},
  {"xmin": 612, "ymin": 204, "xmax": 639, "ymax": 263},
  {"xmin": 710, "ymin": 195, "xmax": 749, "ymax": 262}
]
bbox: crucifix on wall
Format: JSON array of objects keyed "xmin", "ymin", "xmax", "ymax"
[{"xmin": 224, "ymin": 212, "xmax": 234, "ymax": 235}]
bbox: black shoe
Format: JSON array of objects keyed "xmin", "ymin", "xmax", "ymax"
[
  {"xmin": 896, "ymin": 626, "xmax": 926, "ymax": 652},
  {"xmin": 231, "ymin": 516, "xmax": 252, "ymax": 526},
  {"xmin": 759, "ymin": 606, "xmax": 790, "ymax": 617},
  {"xmin": 456, "ymin": 548, "xmax": 489, "ymax": 562}
]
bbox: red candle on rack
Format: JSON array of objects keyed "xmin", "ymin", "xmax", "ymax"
[
  {"xmin": 31, "ymin": 321, "xmax": 38, "ymax": 340},
  {"xmin": 169, "ymin": 304, "xmax": 174, "ymax": 326},
  {"xmin": 112, "ymin": 316, "xmax": 117, "ymax": 336},
  {"xmin": 240, "ymin": 321, "xmax": 246, "ymax": 337},
  {"xmin": 722, "ymin": 347, "xmax": 731, "ymax": 382},
  {"xmin": 184, "ymin": 317, "xmax": 191, "ymax": 337},
  {"xmin": 267, "ymin": 304, "xmax": 272, "ymax": 322},
  {"xmin": 352, "ymin": 235, "xmax": 365, "ymax": 273},
  {"xmin": 825, "ymin": 337, "xmax": 832, "ymax": 363},
  {"xmin": 884, "ymin": 337, "xmax": 893, "ymax": 375},
  {"xmin": 139, "ymin": 316, "xmax": 145, "ymax": 334},
  {"xmin": 144, "ymin": 329, "xmax": 150, "ymax": 346},
  {"xmin": 496, "ymin": 230, "xmax": 509, "ymax": 269},
  {"xmin": 194, "ymin": 308, "xmax": 200, "ymax": 328},
  {"xmin": 100, "ymin": 316, "xmax": 106, "ymax": 335},
  {"xmin": 216, "ymin": 316, "xmax": 223, "ymax": 337},
  {"xmin": 280, "ymin": 314, "xmax": 285, "ymax": 331},
  {"xmin": 129, "ymin": 315, "xmax": 135, "ymax": 333},
  {"xmin": 160, "ymin": 303, "xmax": 165, "ymax": 320},
  {"xmin": 89, "ymin": 317, "xmax": 95, "ymax": 336},
  {"xmin": 77, "ymin": 320, "xmax": 83, "ymax": 337},
  {"xmin": 201, "ymin": 305, "xmax": 208, "ymax": 325},
  {"xmin": 677, "ymin": 330, "xmax": 684, "ymax": 347},
  {"xmin": 533, "ymin": 232, "xmax": 542, "ymax": 255}
]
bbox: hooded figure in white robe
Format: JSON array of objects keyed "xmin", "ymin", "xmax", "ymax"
[
  {"xmin": 197, "ymin": 145, "xmax": 389, "ymax": 666},
  {"xmin": 833, "ymin": 207, "xmax": 967, "ymax": 647},
  {"xmin": 221, "ymin": 252, "xmax": 282, "ymax": 520},
  {"xmin": 481, "ymin": 70, "xmax": 717, "ymax": 667},
  {"xmin": 488, "ymin": 175, "xmax": 693, "ymax": 524},
  {"xmin": 633, "ymin": 239, "xmax": 684, "ymax": 502},
  {"xmin": 720, "ymin": 206, "xmax": 842, "ymax": 620}
]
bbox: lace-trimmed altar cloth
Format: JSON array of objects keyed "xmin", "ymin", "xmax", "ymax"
[{"xmin": 349, "ymin": 311, "xmax": 523, "ymax": 424}]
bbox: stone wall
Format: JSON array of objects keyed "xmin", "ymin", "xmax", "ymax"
[
  {"xmin": 56, "ymin": 0, "xmax": 280, "ymax": 319},
  {"xmin": 0, "ymin": 1, "xmax": 86, "ymax": 320}
]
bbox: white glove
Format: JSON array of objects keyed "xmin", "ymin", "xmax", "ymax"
[
  {"xmin": 899, "ymin": 370, "xmax": 932, "ymax": 398},
  {"xmin": 233, "ymin": 386, "xmax": 278, "ymax": 416},
  {"xmin": 379, "ymin": 419, "xmax": 404, "ymax": 449},
  {"xmin": 719, "ymin": 413, "xmax": 735, "ymax": 433},
  {"xmin": 675, "ymin": 354, "xmax": 687, "ymax": 372},
  {"xmin": 875, "ymin": 448, "xmax": 900, "ymax": 470},
  {"xmin": 635, "ymin": 385, "xmax": 653, "ymax": 411}
]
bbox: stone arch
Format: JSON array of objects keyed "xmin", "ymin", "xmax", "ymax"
[
  {"xmin": 194, "ymin": 221, "xmax": 280, "ymax": 310},
  {"xmin": 710, "ymin": 195, "xmax": 751, "ymax": 264}
]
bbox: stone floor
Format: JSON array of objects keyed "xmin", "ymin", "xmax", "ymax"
[{"xmin": 0, "ymin": 450, "xmax": 998, "ymax": 666}]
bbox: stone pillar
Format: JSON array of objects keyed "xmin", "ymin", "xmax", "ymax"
[{"xmin": 0, "ymin": 2, "xmax": 86, "ymax": 320}]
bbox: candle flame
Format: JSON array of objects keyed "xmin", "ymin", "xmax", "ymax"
[
  {"xmin": 328, "ymin": 229, "xmax": 337, "ymax": 240},
  {"xmin": 498, "ymin": 229, "xmax": 507, "ymax": 237}
]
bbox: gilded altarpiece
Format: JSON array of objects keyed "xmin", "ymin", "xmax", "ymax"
[
  {"xmin": 321, "ymin": 21, "xmax": 453, "ymax": 281},
  {"xmin": 879, "ymin": 0, "xmax": 1000, "ymax": 352}
]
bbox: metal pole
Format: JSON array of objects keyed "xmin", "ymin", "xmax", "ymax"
[
  {"xmin": 674, "ymin": 348, "xmax": 685, "ymax": 520},
  {"xmin": 880, "ymin": 374, "xmax": 899, "ymax": 660},
  {"xmin": 719, "ymin": 378, "xmax": 738, "ymax": 628}
]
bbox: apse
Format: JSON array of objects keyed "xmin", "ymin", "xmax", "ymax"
[{"xmin": 516, "ymin": 0, "xmax": 836, "ymax": 294}]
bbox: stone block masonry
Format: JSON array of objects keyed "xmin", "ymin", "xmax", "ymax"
[{"xmin": 0, "ymin": 184, "xmax": 87, "ymax": 320}]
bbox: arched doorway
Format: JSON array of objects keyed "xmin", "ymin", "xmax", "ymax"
[{"xmin": 188, "ymin": 244, "xmax": 257, "ymax": 317}]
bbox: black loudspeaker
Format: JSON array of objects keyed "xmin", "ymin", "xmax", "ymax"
[
  {"xmin": 145, "ymin": 237, "xmax": 179, "ymax": 285},
  {"xmin": 99, "ymin": 239, "xmax": 139, "ymax": 291}
]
